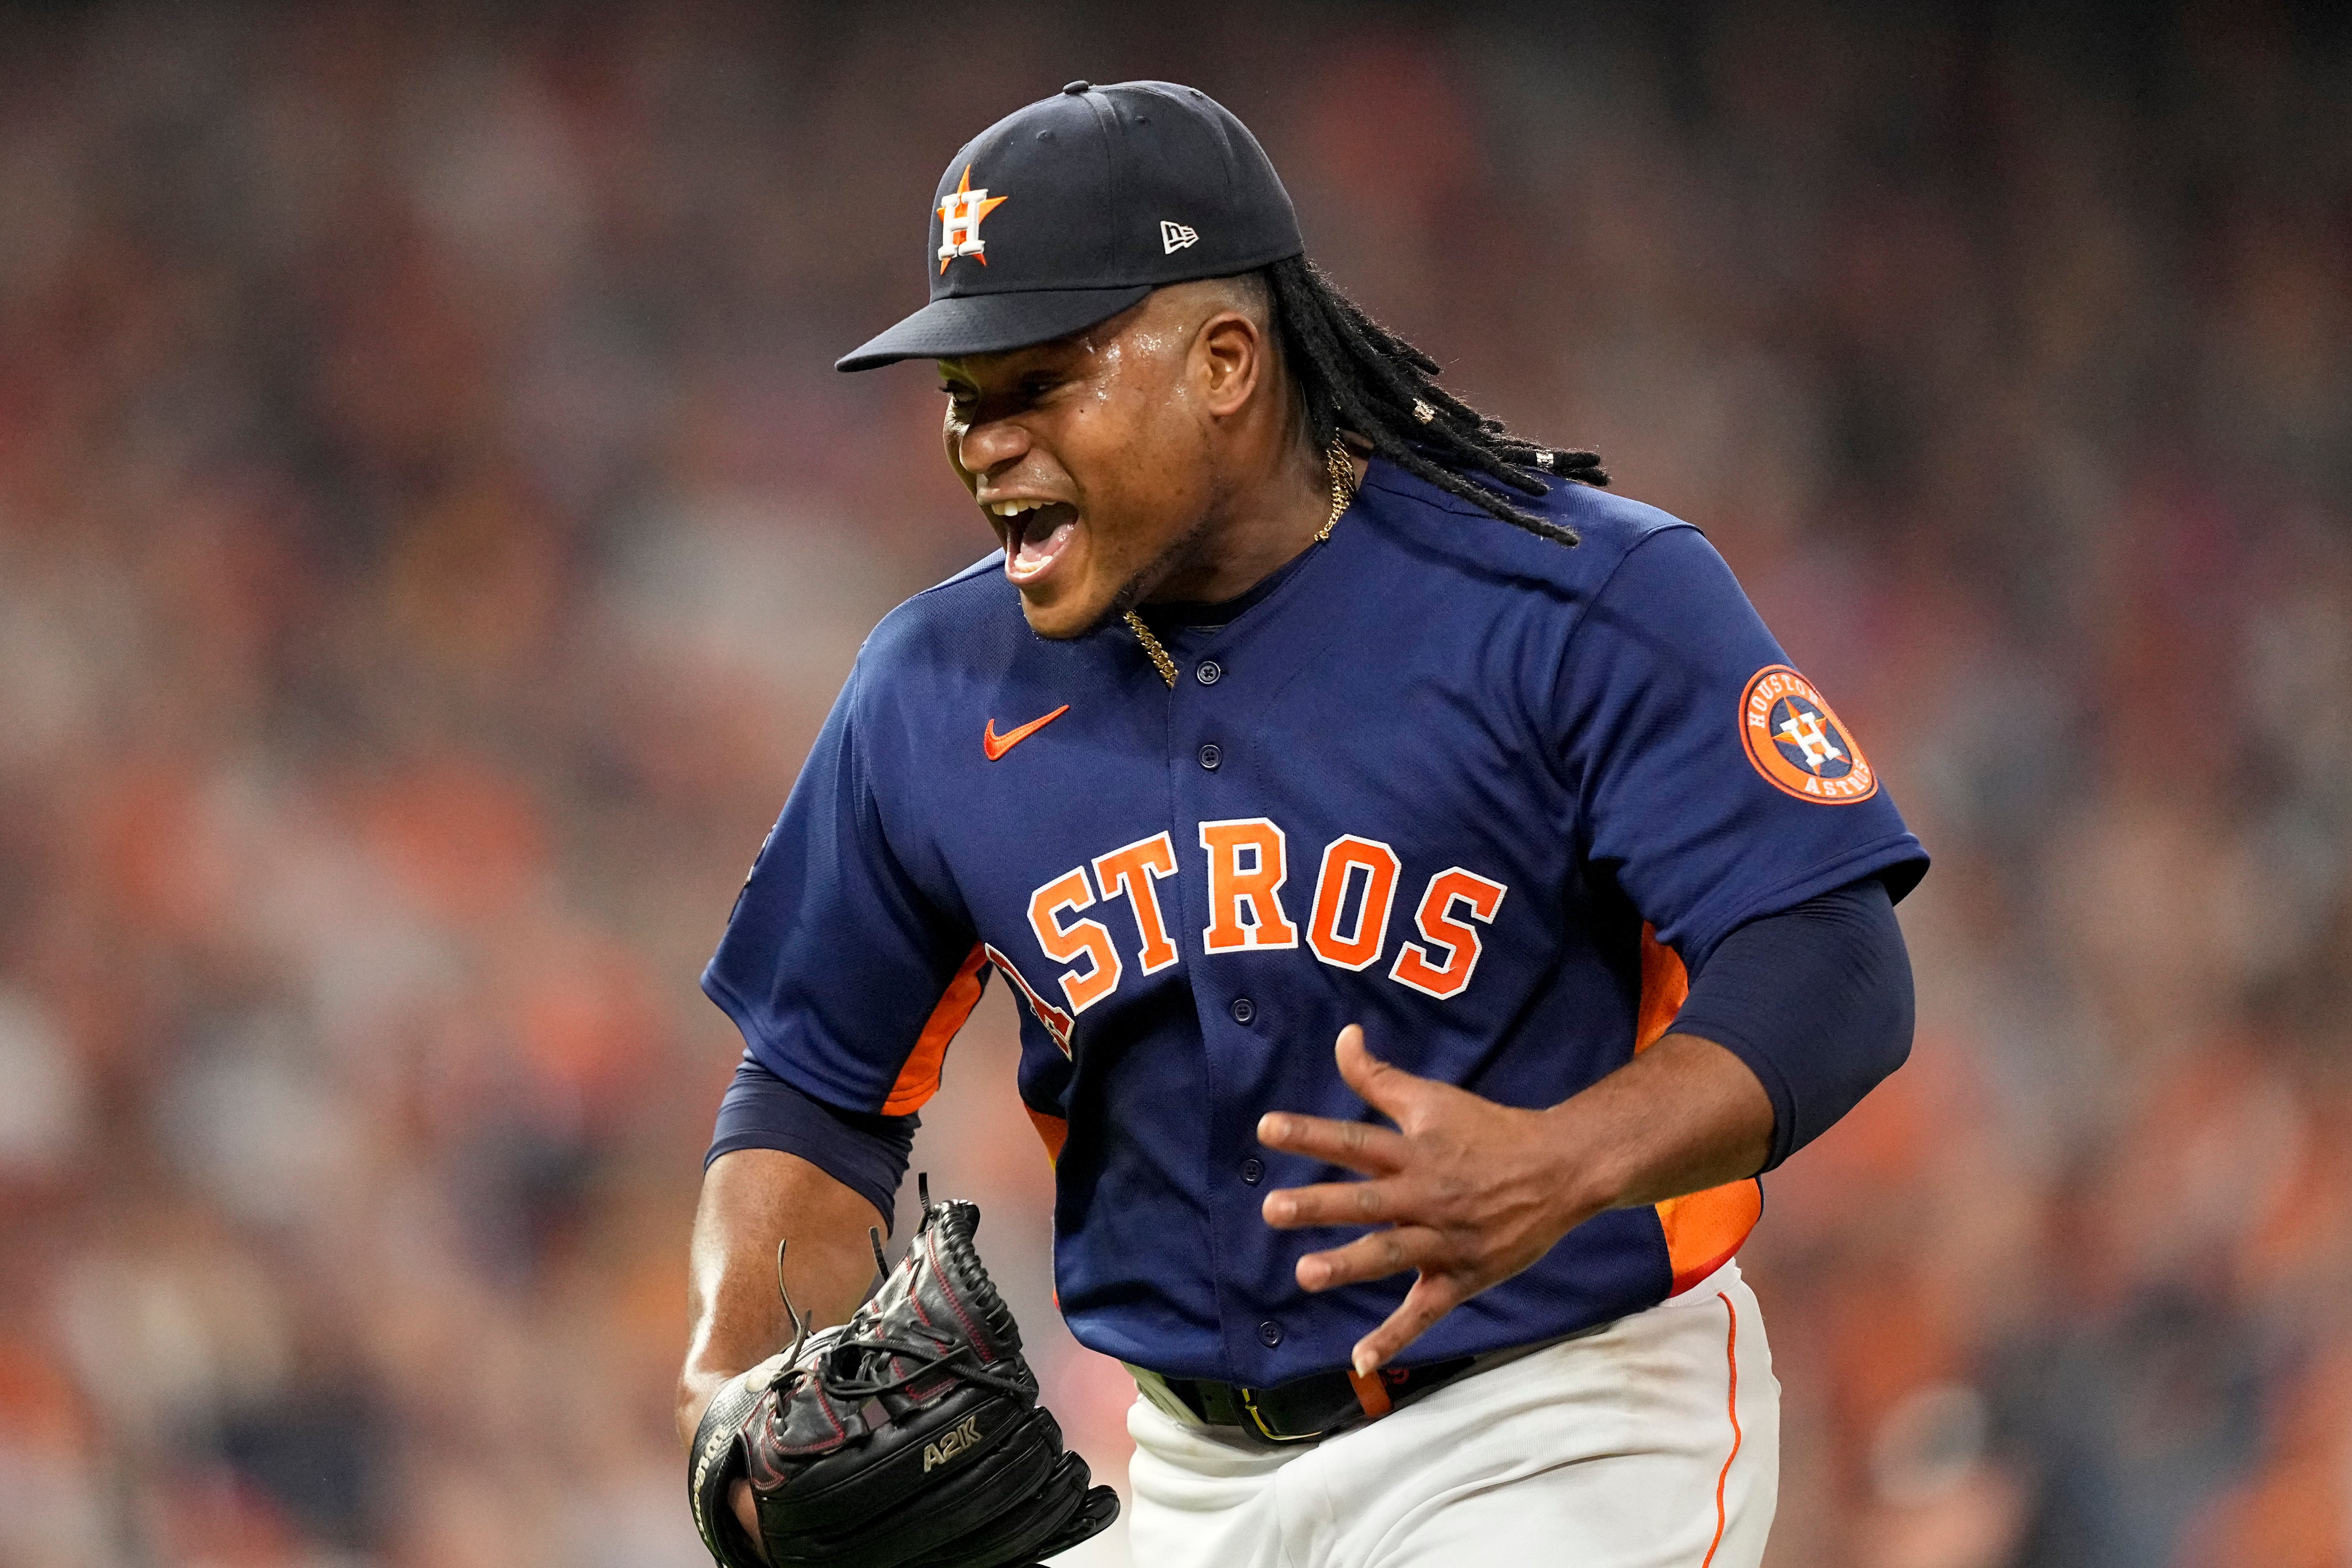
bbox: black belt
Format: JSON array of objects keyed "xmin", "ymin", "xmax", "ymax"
[{"xmin": 1127, "ymin": 1331, "xmax": 1593, "ymax": 1447}]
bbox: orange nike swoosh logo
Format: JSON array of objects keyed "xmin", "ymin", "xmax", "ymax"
[{"xmin": 983, "ymin": 704, "xmax": 1070, "ymax": 761}]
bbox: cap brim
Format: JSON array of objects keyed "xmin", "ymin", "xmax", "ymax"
[{"xmin": 835, "ymin": 284, "xmax": 1156, "ymax": 371}]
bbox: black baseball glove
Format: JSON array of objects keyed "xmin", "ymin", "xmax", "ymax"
[{"xmin": 689, "ymin": 1183, "xmax": 1119, "ymax": 1568}]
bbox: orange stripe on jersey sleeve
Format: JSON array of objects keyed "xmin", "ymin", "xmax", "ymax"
[
  {"xmin": 1635, "ymin": 923, "xmax": 1762, "ymax": 1293},
  {"xmin": 1024, "ymin": 1105, "xmax": 1069, "ymax": 1164},
  {"xmin": 1634, "ymin": 922, "xmax": 1691, "ymax": 1051},
  {"xmin": 880, "ymin": 943, "xmax": 989, "ymax": 1114}
]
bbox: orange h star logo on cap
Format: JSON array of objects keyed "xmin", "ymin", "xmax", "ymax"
[{"xmin": 937, "ymin": 166, "xmax": 1008, "ymax": 273}]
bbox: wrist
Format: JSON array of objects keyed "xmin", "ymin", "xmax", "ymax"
[
  {"xmin": 1534, "ymin": 1097, "xmax": 1628, "ymax": 1226},
  {"xmin": 678, "ymin": 1371, "xmax": 723, "ymax": 1452}
]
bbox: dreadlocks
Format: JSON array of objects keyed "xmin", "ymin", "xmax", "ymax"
[{"xmin": 1259, "ymin": 255, "xmax": 1604, "ymax": 547}]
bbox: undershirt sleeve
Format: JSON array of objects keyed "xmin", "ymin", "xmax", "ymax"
[
  {"xmin": 1668, "ymin": 875, "xmax": 1914, "ymax": 1172},
  {"xmin": 705, "ymin": 1054, "xmax": 917, "ymax": 1231}
]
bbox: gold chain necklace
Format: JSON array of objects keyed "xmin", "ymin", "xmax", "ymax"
[{"xmin": 1123, "ymin": 438, "xmax": 1359, "ymax": 688}]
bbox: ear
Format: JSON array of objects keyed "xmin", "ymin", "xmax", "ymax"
[{"xmin": 1195, "ymin": 311, "xmax": 1265, "ymax": 419}]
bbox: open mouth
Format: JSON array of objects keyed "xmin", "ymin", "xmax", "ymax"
[{"xmin": 988, "ymin": 499, "xmax": 1081, "ymax": 585}]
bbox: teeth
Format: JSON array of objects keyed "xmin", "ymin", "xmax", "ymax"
[{"xmin": 990, "ymin": 500, "xmax": 1043, "ymax": 517}]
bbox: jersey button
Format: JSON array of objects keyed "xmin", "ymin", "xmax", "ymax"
[
  {"xmin": 1258, "ymin": 1320, "xmax": 1284, "ymax": 1347},
  {"xmin": 1230, "ymin": 997, "xmax": 1255, "ymax": 1024},
  {"xmin": 1196, "ymin": 660, "xmax": 1222, "ymax": 685},
  {"xmin": 1241, "ymin": 1157, "xmax": 1264, "ymax": 1184},
  {"xmin": 1198, "ymin": 743, "xmax": 1221, "ymax": 770}
]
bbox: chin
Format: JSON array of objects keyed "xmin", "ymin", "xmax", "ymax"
[{"xmin": 1015, "ymin": 585, "xmax": 1111, "ymax": 640}]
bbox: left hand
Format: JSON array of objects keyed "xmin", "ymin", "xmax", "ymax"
[{"xmin": 1256, "ymin": 1024, "xmax": 1597, "ymax": 1375}]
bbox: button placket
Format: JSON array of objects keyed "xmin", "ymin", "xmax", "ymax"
[{"xmin": 1164, "ymin": 621, "xmax": 1281, "ymax": 1378}]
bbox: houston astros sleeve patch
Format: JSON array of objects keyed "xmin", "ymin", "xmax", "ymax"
[{"xmin": 1738, "ymin": 665, "xmax": 1878, "ymax": 803}]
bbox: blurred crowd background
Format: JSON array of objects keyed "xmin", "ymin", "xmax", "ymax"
[{"xmin": 1, "ymin": 2, "xmax": 2348, "ymax": 1564}]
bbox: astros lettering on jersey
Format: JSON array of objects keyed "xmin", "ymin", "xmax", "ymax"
[{"xmin": 705, "ymin": 461, "xmax": 1925, "ymax": 1386}]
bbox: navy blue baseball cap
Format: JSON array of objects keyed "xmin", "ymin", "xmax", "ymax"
[{"xmin": 835, "ymin": 81, "xmax": 1305, "ymax": 372}]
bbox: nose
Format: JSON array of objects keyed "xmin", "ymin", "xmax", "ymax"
[{"xmin": 955, "ymin": 413, "xmax": 1030, "ymax": 477}]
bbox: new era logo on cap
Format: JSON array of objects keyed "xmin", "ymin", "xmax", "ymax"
[{"xmin": 1160, "ymin": 220, "xmax": 1199, "ymax": 254}]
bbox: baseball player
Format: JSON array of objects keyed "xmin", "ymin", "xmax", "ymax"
[{"xmin": 679, "ymin": 80, "xmax": 1924, "ymax": 1568}]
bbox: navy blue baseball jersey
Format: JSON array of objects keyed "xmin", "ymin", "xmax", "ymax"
[{"xmin": 704, "ymin": 460, "xmax": 1926, "ymax": 1386}]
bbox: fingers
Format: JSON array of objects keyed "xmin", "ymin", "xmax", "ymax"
[
  {"xmin": 1255, "ymin": 1110, "xmax": 1406, "ymax": 1174},
  {"xmin": 1352, "ymin": 1272, "xmax": 1466, "ymax": 1376},
  {"xmin": 1254, "ymin": 1026, "xmax": 1437, "ymax": 1167},
  {"xmin": 1256, "ymin": 1026, "xmax": 1544, "ymax": 1377},
  {"xmin": 1333, "ymin": 1024, "xmax": 1402, "ymax": 1105},
  {"xmin": 1335, "ymin": 1023, "xmax": 1456, "ymax": 1131},
  {"xmin": 1290, "ymin": 1223, "xmax": 1442, "ymax": 1291},
  {"xmin": 1261, "ymin": 1177, "xmax": 1400, "ymax": 1230}
]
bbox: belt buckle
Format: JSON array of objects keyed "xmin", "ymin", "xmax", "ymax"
[{"xmin": 1237, "ymin": 1385, "xmax": 1328, "ymax": 1446}]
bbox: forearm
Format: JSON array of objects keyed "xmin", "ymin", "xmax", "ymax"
[
  {"xmin": 1556, "ymin": 876, "xmax": 1913, "ymax": 1213},
  {"xmin": 676, "ymin": 1148, "xmax": 889, "ymax": 1449},
  {"xmin": 1543, "ymin": 1031, "xmax": 1773, "ymax": 1219}
]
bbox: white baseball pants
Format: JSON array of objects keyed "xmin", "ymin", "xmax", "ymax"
[{"xmin": 1123, "ymin": 1261, "xmax": 1778, "ymax": 1568}]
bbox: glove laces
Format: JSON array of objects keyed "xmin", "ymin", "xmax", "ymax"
[{"xmin": 769, "ymin": 1179, "xmax": 1033, "ymax": 1406}]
